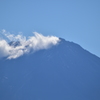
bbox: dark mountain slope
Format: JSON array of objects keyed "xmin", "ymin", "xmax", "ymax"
[{"xmin": 0, "ymin": 38, "xmax": 100, "ymax": 100}]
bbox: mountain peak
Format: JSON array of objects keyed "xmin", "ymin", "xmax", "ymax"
[
  {"xmin": 9, "ymin": 41, "xmax": 21, "ymax": 47},
  {"xmin": 0, "ymin": 38, "xmax": 100, "ymax": 100}
]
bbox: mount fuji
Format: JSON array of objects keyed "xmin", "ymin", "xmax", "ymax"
[{"xmin": 0, "ymin": 38, "xmax": 100, "ymax": 100}]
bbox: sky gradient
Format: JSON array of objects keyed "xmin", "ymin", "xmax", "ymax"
[{"xmin": 0, "ymin": 0, "xmax": 100, "ymax": 57}]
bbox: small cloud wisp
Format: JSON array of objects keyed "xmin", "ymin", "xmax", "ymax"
[{"xmin": 0, "ymin": 30, "xmax": 60, "ymax": 59}]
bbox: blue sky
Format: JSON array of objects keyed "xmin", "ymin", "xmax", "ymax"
[{"xmin": 0, "ymin": 0, "xmax": 100, "ymax": 57}]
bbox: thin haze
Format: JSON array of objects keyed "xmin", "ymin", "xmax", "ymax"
[{"xmin": 0, "ymin": 30, "xmax": 60, "ymax": 59}]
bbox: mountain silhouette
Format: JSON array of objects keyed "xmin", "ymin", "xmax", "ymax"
[{"xmin": 0, "ymin": 38, "xmax": 100, "ymax": 100}]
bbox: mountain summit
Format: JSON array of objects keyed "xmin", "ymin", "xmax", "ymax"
[{"xmin": 0, "ymin": 38, "xmax": 100, "ymax": 100}]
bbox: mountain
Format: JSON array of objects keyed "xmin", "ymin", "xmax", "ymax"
[
  {"xmin": 9, "ymin": 41, "xmax": 21, "ymax": 47},
  {"xmin": 0, "ymin": 38, "xmax": 100, "ymax": 100}
]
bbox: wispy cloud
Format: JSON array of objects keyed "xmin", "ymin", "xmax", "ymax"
[{"xmin": 0, "ymin": 29, "xmax": 60, "ymax": 59}]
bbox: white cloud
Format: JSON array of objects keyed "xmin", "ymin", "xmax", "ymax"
[{"xmin": 0, "ymin": 30, "xmax": 60, "ymax": 59}]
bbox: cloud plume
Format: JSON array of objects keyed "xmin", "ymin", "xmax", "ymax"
[{"xmin": 0, "ymin": 30, "xmax": 60, "ymax": 59}]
